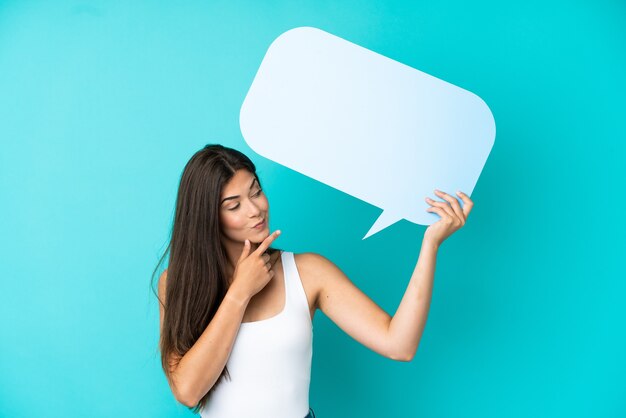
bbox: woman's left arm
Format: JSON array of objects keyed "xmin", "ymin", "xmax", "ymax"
[
  {"xmin": 389, "ymin": 189, "xmax": 474, "ymax": 360},
  {"xmin": 386, "ymin": 236, "xmax": 438, "ymax": 362},
  {"xmin": 311, "ymin": 189, "xmax": 473, "ymax": 362}
]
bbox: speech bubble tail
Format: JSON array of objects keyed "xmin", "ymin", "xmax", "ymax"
[{"xmin": 362, "ymin": 210, "xmax": 401, "ymax": 240}]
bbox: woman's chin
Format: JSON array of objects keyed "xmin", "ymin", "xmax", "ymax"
[{"xmin": 250, "ymin": 228, "xmax": 270, "ymax": 241}]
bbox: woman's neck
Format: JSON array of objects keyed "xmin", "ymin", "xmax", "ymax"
[{"xmin": 223, "ymin": 240, "xmax": 262, "ymax": 282}]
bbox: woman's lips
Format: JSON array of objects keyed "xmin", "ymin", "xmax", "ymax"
[{"xmin": 252, "ymin": 220, "xmax": 266, "ymax": 229}]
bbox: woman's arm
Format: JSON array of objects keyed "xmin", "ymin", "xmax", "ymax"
[
  {"xmin": 159, "ymin": 272, "xmax": 251, "ymax": 407},
  {"xmin": 387, "ymin": 238, "xmax": 438, "ymax": 361},
  {"xmin": 302, "ymin": 244, "xmax": 436, "ymax": 362},
  {"xmin": 311, "ymin": 190, "xmax": 472, "ymax": 361},
  {"xmin": 159, "ymin": 231, "xmax": 280, "ymax": 407},
  {"xmin": 391, "ymin": 190, "xmax": 472, "ymax": 359}
]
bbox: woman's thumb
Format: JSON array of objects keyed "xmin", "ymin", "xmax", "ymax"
[{"xmin": 239, "ymin": 239, "xmax": 251, "ymax": 261}]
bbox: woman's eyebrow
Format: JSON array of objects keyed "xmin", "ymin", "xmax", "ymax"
[{"xmin": 221, "ymin": 178, "xmax": 258, "ymax": 204}]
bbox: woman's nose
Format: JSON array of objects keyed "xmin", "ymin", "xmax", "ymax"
[{"xmin": 247, "ymin": 201, "xmax": 262, "ymax": 216}]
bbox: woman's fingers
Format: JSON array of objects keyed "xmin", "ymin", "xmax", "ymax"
[
  {"xmin": 425, "ymin": 205, "xmax": 447, "ymax": 218},
  {"xmin": 425, "ymin": 195, "xmax": 456, "ymax": 221},
  {"xmin": 455, "ymin": 191, "xmax": 474, "ymax": 217},
  {"xmin": 425, "ymin": 190, "xmax": 473, "ymax": 245},
  {"xmin": 433, "ymin": 189, "xmax": 464, "ymax": 224},
  {"xmin": 254, "ymin": 230, "xmax": 281, "ymax": 256},
  {"xmin": 238, "ymin": 239, "xmax": 251, "ymax": 262}
]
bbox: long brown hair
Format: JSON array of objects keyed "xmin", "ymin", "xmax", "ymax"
[{"xmin": 150, "ymin": 143, "xmax": 281, "ymax": 412}]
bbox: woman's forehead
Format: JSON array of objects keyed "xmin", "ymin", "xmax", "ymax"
[{"xmin": 222, "ymin": 170, "xmax": 256, "ymax": 194}]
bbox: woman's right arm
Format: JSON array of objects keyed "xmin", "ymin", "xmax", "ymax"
[
  {"xmin": 159, "ymin": 271, "xmax": 251, "ymax": 407},
  {"xmin": 159, "ymin": 230, "xmax": 281, "ymax": 407}
]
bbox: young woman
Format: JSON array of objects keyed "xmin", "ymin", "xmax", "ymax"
[{"xmin": 152, "ymin": 144, "xmax": 473, "ymax": 418}]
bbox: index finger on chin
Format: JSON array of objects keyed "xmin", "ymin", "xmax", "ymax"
[{"xmin": 255, "ymin": 230, "xmax": 281, "ymax": 255}]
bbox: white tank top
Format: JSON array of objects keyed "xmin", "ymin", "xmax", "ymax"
[{"xmin": 200, "ymin": 251, "xmax": 314, "ymax": 418}]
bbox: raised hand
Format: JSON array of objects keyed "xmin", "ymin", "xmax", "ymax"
[
  {"xmin": 231, "ymin": 230, "xmax": 282, "ymax": 300},
  {"xmin": 424, "ymin": 190, "xmax": 473, "ymax": 247}
]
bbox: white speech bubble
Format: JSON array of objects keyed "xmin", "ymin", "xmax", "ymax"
[{"xmin": 240, "ymin": 26, "xmax": 495, "ymax": 239}]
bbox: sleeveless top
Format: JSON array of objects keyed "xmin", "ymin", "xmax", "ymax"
[{"xmin": 200, "ymin": 251, "xmax": 314, "ymax": 418}]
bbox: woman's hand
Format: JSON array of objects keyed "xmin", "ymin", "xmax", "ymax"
[
  {"xmin": 424, "ymin": 190, "xmax": 473, "ymax": 247},
  {"xmin": 231, "ymin": 230, "xmax": 281, "ymax": 300}
]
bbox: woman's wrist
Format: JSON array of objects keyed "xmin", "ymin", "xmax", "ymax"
[
  {"xmin": 225, "ymin": 283, "xmax": 251, "ymax": 306},
  {"xmin": 421, "ymin": 236, "xmax": 440, "ymax": 252}
]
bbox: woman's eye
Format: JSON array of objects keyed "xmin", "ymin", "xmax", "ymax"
[{"xmin": 227, "ymin": 190, "xmax": 261, "ymax": 211}]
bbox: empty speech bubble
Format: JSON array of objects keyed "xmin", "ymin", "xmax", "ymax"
[{"xmin": 240, "ymin": 26, "xmax": 495, "ymax": 239}]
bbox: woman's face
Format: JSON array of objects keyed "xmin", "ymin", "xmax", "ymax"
[{"xmin": 219, "ymin": 169, "xmax": 270, "ymax": 244}]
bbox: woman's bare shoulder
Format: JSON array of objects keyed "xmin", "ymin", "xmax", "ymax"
[
  {"xmin": 293, "ymin": 251, "xmax": 320, "ymax": 265},
  {"xmin": 292, "ymin": 252, "xmax": 332, "ymax": 313},
  {"xmin": 293, "ymin": 252, "xmax": 337, "ymax": 277}
]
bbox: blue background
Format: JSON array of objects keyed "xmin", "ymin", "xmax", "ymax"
[{"xmin": 1, "ymin": 1, "xmax": 625, "ymax": 417}]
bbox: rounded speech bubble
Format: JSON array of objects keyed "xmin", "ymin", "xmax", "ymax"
[{"xmin": 240, "ymin": 26, "xmax": 495, "ymax": 239}]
